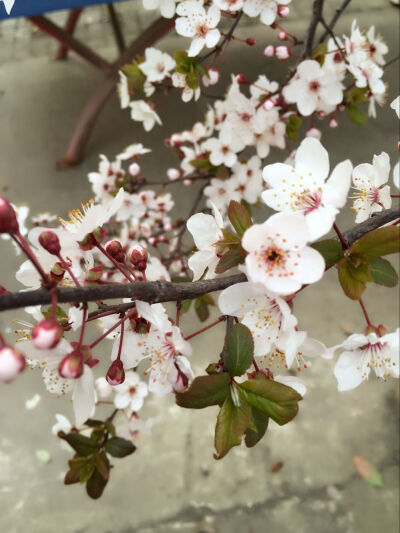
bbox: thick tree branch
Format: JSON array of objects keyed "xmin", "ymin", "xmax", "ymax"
[
  {"xmin": 304, "ymin": 0, "xmax": 325, "ymax": 57},
  {"xmin": 0, "ymin": 207, "xmax": 398, "ymax": 312}
]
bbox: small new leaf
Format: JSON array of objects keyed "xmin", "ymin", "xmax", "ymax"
[
  {"xmin": 228, "ymin": 200, "xmax": 253, "ymax": 237},
  {"xmin": 351, "ymin": 226, "xmax": 400, "ymax": 259},
  {"xmin": 86, "ymin": 467, "xmax": 108, "ymax": 499},
  {"xmin": 353, "ymin": 455, "xmax": 383, "ymax": 488},
  {"xmin": 105, "ymin": 437, "xmax": 136, "ymax": 458},
  {"xmin": 286, "ymin": 115, "xmax": 302, "ymax": 141},
  {"xmin": 224, "ymin": 323, "xmax": 254, "ymax": 376},
  {"xmin": 214, "ymin": 393, "xmax": 251, "ymax": 459},
  {"xmin": 346, "ymin": 103, "xmax": 367, "ymax": 125},
  {"xmin": 176, "ymin": 374, "xmax": 230, "ymax": 409},
  {"xmin": 58, "ymin": 431, "xmax": 98, "ymax": 457},
  {"xmin": 245, "ymin": 407, "xmax": 269, "ymax": 448},
  {"xmin": 215, "ymin": 247, "xmax": 246, "ymax": 274},
  {"xmin": 338, "ymin": 257, "xmax": 367, "ymax": 300}
]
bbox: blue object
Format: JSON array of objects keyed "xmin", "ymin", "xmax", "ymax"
[{"xmin": 0, "ymin": 0, "xmax": 127, "ymax": 20}]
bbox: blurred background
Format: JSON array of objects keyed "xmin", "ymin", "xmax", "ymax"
[{"xmin": 0, "ymin": 1, "xmax": 398, "ymax": 532}]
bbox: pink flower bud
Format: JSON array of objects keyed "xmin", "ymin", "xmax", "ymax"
[
  {"xmin": 376, "ymin": 324, "xmax": 389, "ymax": 337},
  {"xmin": 129, "ymin": 162, "xmax": 141, "ymax": 176},
  {"xmin": 306, "ymin": 127, "xmax": 322, "ymax": 140},
  {"xmin": 0, "ymin": 197, "xmax": 19, "ymax": 234},
  {"xmin": 106, "ymin": 359, "xmax": 125, "ymax": 386},
  {"xmin": 236, "ymin": 73, "xmax": 250, "ymax": 85},
  {"xmin": 106, "ymin": 240, "xmax": 125, "ymax": 263},
  {"xmin": 148, "ymin": 236, "xmax": 158, "ymax": 246},
  {"xmin": 364, "ymin": 324, "xmax": 377, "ymax": 336},
  {"xmin": 275, "ymin": 46, "xmax": 291, "ymax": 60},
  {"xmin": 328, "ymin": 117, "xmax": 338, "ymax": 128},
  {"xmin": 0, "ymin": 346, "xmax": 25, "ymax": 383},
  {"xmin": 202, "ymin": 68, "xmax": 220, "ymax": 87},
  {"xmin": 246, "ymin": 37, "xmax": 256, "ymax": 46},
  {"xmin": 32, "ymin": 318, "xmax": 63, "ymax": 350},
  {"xmin": 317, "ymin": 110, "xmax": 326, "ymax": 119},
  {"xmin": 78, "ymin": 227, "xmax": 105, "ymax": 251},
  {"xmin": 183, "ymin": 179, "xmax": 193, "ymax": 186},
  {"xmin": 129, "ymin": 245, "xmax": 148, "ymax": 271},
  {"xmin": 263, "ymin": 98, "xmax": 275, "ymax": 111},
  {"xmin": 278, "ymin": 30, "xmax": 287, "ymax": 41},
  {"xmin": 59, "ymin": 350, "xmax": 84, "ymax": 379},
  {"xmin": 167, "ymin": 168, "xmax": 181, "ymax": 181},
  {"xmin": 264, "ymin": 45, "xmax": 275, "ymax": 57},
  {"xmin": 38, "ymin": 231, "xmax": 61, "ymax": 256},
  {"xmin": 278, "ymin": 4, "xmax": 290, "ymax": 17}
]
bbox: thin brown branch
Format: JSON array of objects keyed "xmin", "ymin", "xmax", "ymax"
[
  {"xmin": 0, "ymin": 207, "xmax": 398, "ymax": 313},
  {"xmin": 304, "ymin": 0, "xmax": 325, "ymax": 57},
  {"xmin": 318, "ymin": 0, "xmax": 353, "ymax": 43}
]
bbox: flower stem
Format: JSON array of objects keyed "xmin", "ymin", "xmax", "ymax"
[
  {"xmin": 358, "ymin": 298, "xmax": 373, "ymax": 327},
  {"xmin": 12, "ymin": 233, "xmax": 49, "ymax": 285},
  {"xmin": 333, "ymin": 222, "xmax": 348, "ymax": 250},
  {"xmin": 77, "ymin": 305, "xmax": 88, "ymax": 348},
  {"xmin": 57, "ymin": 253, "xmax": 81, "ymax": 287},
  {"xmin": 89, "ymin": 312, "xmax": 132, "ymax": 349},
  {"xmin": 184, "ymin": 316, "xmax": 226, "ymax": 341},
  {"xmin": 95, "ymin": 242, "xmax": 134, "ymax": 282},
  {"xmin": 116, "ymin": 320, "xmax": 125, "ymax": 361}
]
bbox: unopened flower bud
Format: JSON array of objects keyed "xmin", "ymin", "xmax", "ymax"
[
  {"xmin": 106, "ymin": 240, "xmax": 125, "ymax": 263},
  {"xmin": 39, "ymin": 231, "xmax": 61, "ymax": 256},
  {"xmin": 59, "ymin": 350, "xmax": 84, "ymax": 379},
  {"xmin": 148, "ymin": 236, "xmax": 158, "ymax": 247},
  {"xmin": 32, "ymin": 318, "xmax": 63, "ymax": 350},
  {"xmin": 364, "ymin": 324, "xmax": 377, "ymax": 335},
  {"xmin": 0, "ymin": 197, "xmax": 19, "ymax": 234},
  {"xmin": 306, "ymin": 127, "xmax": 322, "ymax": 140},
  {"xmin": 236, "ymin": 73, "xmax": 250, "ymax": 85},
  {"xmin": 78, "ymin": 233, "xmax": 96, "ymax": 251},
  {"xmin": 202, "ymin": 67, "xmax": 220, "ymax": 87},
  {"xmin": 167, "ymin": 168, "xmax": 181, "ymax": 181},
  {"xmin": 278, "ymin": 30, "xmax": 287, "ymax": 41},
  {"xmin": 278, "ymin": 4, "xmax": 290, "ymax": 17},
  {"xmin": 183, "ymin": 179, "xmax": 193, "ymax": 186},
  {"xmin": 129, "ymin": 162, "xmax": 141, "ymax": 176},
  {"xmin": 317, "ymin": 110, "xmax": 326, "ymax": 119},
  {"xmin": 106, "ymin": 359, "xmax": 125, "ymax": 386},
  {"xmin": 0, "ymin": 345, "xmax": 25, "ymax": 383},
  {"xmin": 275, "ymin": 46, "xmax": 291, "ymax": 60},
  {"xmin": 129, "ymin": 245, "xmax": 148, "ymax": 271},
  {"xmin": 328, "ymin": 117, "xmax": 338, "ymax": 128},
  {"xmin": 264, "ymin": 45, "xmax": 275, "ymax": 57},
  {"xmin": 246, "ymin": 37, "xmax": 256, "ymax": 46}
]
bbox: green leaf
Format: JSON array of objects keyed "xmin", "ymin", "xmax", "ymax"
[
  {"xmin": 224, "ymin": 324, "xmax": 254, "ymax": 377},
  {"xmin": 176, "ymin": 374, "xmax": 230, "ymax": 409},
  {"xmin": 311, "ymin": 239, "xmax": 344, "ymax": 268},
  {"xmin": 228, "ymin": 200, "xmax": 253, "ymax": 237},
  {"xmin": 173, "ymin": 50, "xmax": 188, "ymax": 65},
  {"xmin": 180, "ymin": 299, "xmax": 192, "ymax": 315},
  {"xmin": 94, "ymin": 452, "xmax": 110, "ymax": 481},
  {"xmin": 311, "ymin": 42, "xmax": 328, "ymax": 65},
  {"xmin": 79, "ymin": 459, "xmax": 96, "ymax": 484},
  {"xmin": 345, "ymin": 87, "xmax": 368, "ymax": 104},
  {"xmin": 58, "ymin": 431, "xmax": 98, "ymax": 457},
  {"xmin": 218, "ymin": 228, "xmax": 241, "ymax": 249},
  {"xmin": 286, "ymin": 115, "xmax": 302, "ymax": 142},
  {"xmin": 347, "ymin": 103, "xmax": 367, "ymax": 125},
  {"xmin": 104, "ymin": 421, "xmax": 116, "ymax": 437},
  {"xmin": 347, "ymin": 253, "xmax": 373, "ymax": 283},
  {"xmin": 369, "ymin": 257, "xmax": 398, "ymax": 287},
  {"xmin": 338, "ymin": 257, "xmax": 367, "ymax": 300},
  {"xmin": 186, "ymin": 69, "xmax": 200, "ymax": 90},
  {"xmin": 86, "ymin": 467, "xmax": 108, "ymax": 499},
  {"xmin": 85, "ymin": 419, "xmax": 104, "ymax": 428},
  {"xmin": 64, "ymin": 468, "xmax": 81, "ymax": 485},
  {"xmin": 215, "ymin": 247, "xmax": 246, "ymax": 274},
  {"xmin": 122, "ymin": 62, "xmax": 146, "ymax": 91},
  {"xmin": 105, "ymin": 437, "xmax": 136, "ymax": 458},
  {"xmin": 214, "ymin": 393, "xmax": 252, "ymax": 459},
  {"xmin": 351, "ymin": 226, "xmax": 400, "ymax": 259},
  {"xmin": 245, "ymin": 407, "xmax": 269, "ymax": 448},
  {"xmin": 194, "ymin": 295, "xmax": 213, "ymax": 322},
  {"xmin": 238, "ymin": 375, "xmax": 302, "ymax": 426},
  {"xmin": 189, "ymin": 158, "xmax": 211, "ymax": 170},
  {"xmin": 42, "ymin": 305, "xmax": 67, "ymax": 320}
]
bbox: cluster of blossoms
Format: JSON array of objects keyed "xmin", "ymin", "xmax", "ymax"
[{"xmin": 0, "ymin": 0, "xmax": 399, "ymax": 498}]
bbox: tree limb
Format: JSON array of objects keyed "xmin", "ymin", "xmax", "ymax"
[
  {"xmin": 304, "ymin": 0, "xmax": 325, "ymax": 57},
  {"xmin": 0, "ymin": 207, "xmax": 398, "ymax": 312},
  {"xmin": 318, "ymin": 0, "xmax": 353, "ymax": 43}
]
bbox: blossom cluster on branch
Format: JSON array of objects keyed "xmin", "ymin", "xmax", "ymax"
[{"xmin": 0, "ymin": 0, "xmax": 399, "ymax": 500}]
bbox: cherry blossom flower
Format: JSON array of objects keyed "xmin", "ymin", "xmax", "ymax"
[
  {"xmin": 113, "ymin": 371, "xmax": 148, "ymax": 411},
  {"xmin": 175, "ymin": 1, "xmax": 221, "ymax": 57},
  {"xmin": 331, "ymin": 329, "xmax": 399, "ymax": 391},
  {"xmin": 186, "ymin": 202, "xmax": 224, "ymax": 280},
  {"xmin": 282, "ymin": 60, "xmax": 344, "ymax": 116},
  {"xmin": 243, "ymin": 0, "xmax": 290, "ymax": 26},
  {"xmin": 253, "ymin": 108, "xmax": 286, "ymax": 158},
  {"xmin": 142, "ymin": 0, "xmax": 176, "ymax": 18},
  {"xmin": 201, "ymin": 134, "xmax": 245, "ymax": 167},
  {"xmin": 218, "ymin": 281, "xmax": 297, "ymax": 357},
  {"xmin": 51, "ymin": 413, "xmax": 72, "ymax": 435},
  {"xmin": 203, "ymin": 178, "xmax": 240, "ymax": 214},
  {"xmin": 139, "ymin": 47, "xmax": 175, "ymax": 83},
  {"xmin": 117, "ymin": 72, "xmax": 130, "ymax": 109},
  {"xmin": 241, "ymin": 212, "xmax": 325, "ymax": 295},
  {"xmin": 171, "ymin": 72, "xmax": 200, "ymax": 102},
  {"xmin": 230, "ymin": 156, "xmax": 263, "ymax": 204},
  {"xmin": 262, "ymin": 138, "xmax": 353, "ymax": 240},
  {"xmin": 213, "ymin": 0, "xmax": 244, "ymax": 12},
  {"xmin": 130, "ymin": 416, "xmax": 154, "ymax": 441},
  {"xmin": 130, "ymin": 100, "xmax": 162, "ymax": 131},
  {"xmin": 351, "ymin": 152, "xmax": 392, "ymax": 223},
  {"xmin": 117, "ymin": 143, "xmax": 151, "ymax": 161}
]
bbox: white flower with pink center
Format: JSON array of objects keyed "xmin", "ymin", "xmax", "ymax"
[
  {"xmin": 241, "ymin": 212, "xmax": 325, "ymax": 295},
  {"xmin": 130, "ymin": 100, "xmax": 162, "ymax": 131},
  {"xmin": 175, "ymin": 1, "xmax": 221, "ymax": 57},
  {"xmin": 351, "ymin": 152, "xmax": 392, "ymax": 223},
  {"xmin": 243, "ymin": 0, "xmax": 290, "ymax": 26},
  {"xmin": 262, "ymin": 138, "xmax": 353, "ymax": 241},
  {"xmin": 139, "ymin": 47, "xmax": 175, "ymax": 83},
  {"xmin": 201, "ymin": 135, "xmax": 245, "ymax": 168},
  {"xmin": 204, "ymin": 178, "xmax": 240, "ymax": 214},
  {"xmin": 331, "ymin": 329, "xmax": 399, "ymax": 391},
  {"xmin": 213, "ymin": 0, "xmax": 244, "ymax": 12},
  {"xmin": 113, "ymin": 371, "xmax": 148, "ymax": 411},
  {"xmin": 171, "ymin": 72, "xmax": 201, "ymax": 102},
  {"xmin": 282, "ymin": 60, "xmax": 344, "ymax": 116}
]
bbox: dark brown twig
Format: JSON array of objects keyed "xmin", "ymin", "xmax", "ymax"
[{"xmin": 318, "ymin": 0, "xmax": 353, "ymax": 43}]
